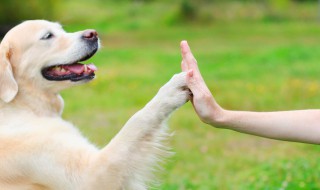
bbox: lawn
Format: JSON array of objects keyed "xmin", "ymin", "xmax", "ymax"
[{"xmin": 55, "ymin": 1, "xmax": 320, "ymax": 189}]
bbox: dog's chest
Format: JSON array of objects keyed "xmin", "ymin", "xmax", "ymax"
[{"xmin": 0, "ymin": 115, "xmax": 98, "ymax": 189}]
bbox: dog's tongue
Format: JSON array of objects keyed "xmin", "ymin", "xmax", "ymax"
[
  {"xmin": 65, "ymin": 63, "xmax": 83, "ymax": 74},
  {"xmin": 65, "ymin": 63, "xmax": 97, "ymax": 74}
]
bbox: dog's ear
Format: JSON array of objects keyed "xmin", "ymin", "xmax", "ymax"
[{"xmin": 0, "ymin": 43, "xmax": 18, "ymax": 103}]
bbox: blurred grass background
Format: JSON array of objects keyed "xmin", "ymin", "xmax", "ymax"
[{"xmin": 1, "ymin": 0, "xmax": 320, "ymax": 189}]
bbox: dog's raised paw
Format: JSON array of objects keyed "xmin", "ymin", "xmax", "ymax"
[{"xmin": 156, "ymin": 72, "xmax": 190, "ymax": 110}]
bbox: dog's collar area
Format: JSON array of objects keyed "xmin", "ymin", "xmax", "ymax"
[{"xmin": 42, "ymin": 63, "xmax": 97, "ymax": 82}]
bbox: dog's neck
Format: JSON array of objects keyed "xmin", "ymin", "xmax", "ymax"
[
  {"xmin": 3, "ymin": 87, "xmax": 64, "ymax": 117},
  {"xmin": 16, "ymin": 90, "xmax": 64, "ymax": 117}
]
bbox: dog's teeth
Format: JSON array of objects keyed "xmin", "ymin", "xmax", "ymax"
[
  {"xmin": 61, "ymin": 68, "xmax": 66, "ymax": 72},
  {"xmin": 54, "ymin": 66, "xmax": 60, "ymax": 71},
  {"xmin": 84, "ymin": 65, "xmax": 87, "ymax": 72}
]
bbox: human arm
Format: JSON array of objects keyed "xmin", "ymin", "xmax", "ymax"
[
  {"xmin": 180, "ymin": 40, "xmax": 320, "ymax": 144},
  {"xmin": 217, "ymin": 109, "xmax": 320, "ymax": 144}
]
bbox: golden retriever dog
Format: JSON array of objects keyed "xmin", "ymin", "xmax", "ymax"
[{"xmin": 0, "ymin": 20, "xmax": 189, "ymax": 190}]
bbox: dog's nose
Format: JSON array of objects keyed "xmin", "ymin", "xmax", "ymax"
[{"xmin": 82, "ymin": 29, "xmax": 98, "ymax": 41}]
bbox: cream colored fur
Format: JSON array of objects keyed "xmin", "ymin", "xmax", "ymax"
[{"xmin": 0, "ymin": 20, "xmax": 189, "ymax": 190}]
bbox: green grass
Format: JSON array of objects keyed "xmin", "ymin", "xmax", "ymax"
[{"xmin": 55, "ymin": 2, "xmax": 320, "ymax": 189}]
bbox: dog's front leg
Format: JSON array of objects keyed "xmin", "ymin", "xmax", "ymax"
[{"xmin": 84, "ymin": 72, "xmax": 189, "ymax": 190}]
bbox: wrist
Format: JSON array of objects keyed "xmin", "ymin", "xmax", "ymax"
[{"xmin": 205, "ymin": 105, "xmax": 229, "ymax": 128}]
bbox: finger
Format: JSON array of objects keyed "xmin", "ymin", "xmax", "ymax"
[
  {"xmin": 180, "ymin": 40, "xmax": 191, "ymax": 56},
  {"xmin": 187, "ymin": 69, "xmax": 211, "ymax": 96},
  {"xmin": 180, "ymin": 41, "xmax": 200, "ymax": 74},
  {"xmin": 181, "ymin": 60, "xmax": 188, "ymax": 72},
  {"xmin": 180, "ymin": 41, "xmax": 190, "ymax": 71},
  {"xmin": 181, "ymin": 41, "xmax": 210, "ymax": 95},
  {"xmin": 180, "ymin": 41, "xmax": 196, "ymax": 63},
  {"xmin": 187, "ymin": 69, "xmax": 194, "ymax": 78},
  {"xmin": 186, "ymin": 69, "xmax": 200, "ymax": 92}
]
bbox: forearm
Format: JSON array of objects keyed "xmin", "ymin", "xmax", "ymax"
[{"xmin": 215, "ymin": 109, "xmax": 320, "ymax": 144}]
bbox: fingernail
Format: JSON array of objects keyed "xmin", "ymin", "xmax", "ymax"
[{"xmin": 181, "ymin": 40, "xmax": 189, "ymax": 48}]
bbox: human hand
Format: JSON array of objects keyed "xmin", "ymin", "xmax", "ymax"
[{"xmin": 180, "ymin": 41, "xmax": 224, "ymax": 126}]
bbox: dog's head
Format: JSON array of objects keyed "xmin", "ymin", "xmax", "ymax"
[{"xmin": 0, "ymin": 20, "xmax": 99, "ymax": 103}]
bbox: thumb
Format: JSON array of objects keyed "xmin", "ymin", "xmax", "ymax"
[
  {"xmin": 186, "ymin": 69, "xmax": 212, "ymax": 96},
  {"xmin": 186, "ymin": 69, "xmax": 201, "ymax": 92}
]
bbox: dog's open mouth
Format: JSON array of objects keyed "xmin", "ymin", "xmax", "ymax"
[
  {"xmin": 42, "ymin": 49, "xmax": 98, "ymax": 82},
  {"xmin": 42, "ymin": 63, "xmax": 97, "ymax": 82}
]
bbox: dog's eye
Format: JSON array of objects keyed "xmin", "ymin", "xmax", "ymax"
[{"xmin": 41, "ymin": 32, "xmax": 54, "ymax": 40}]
